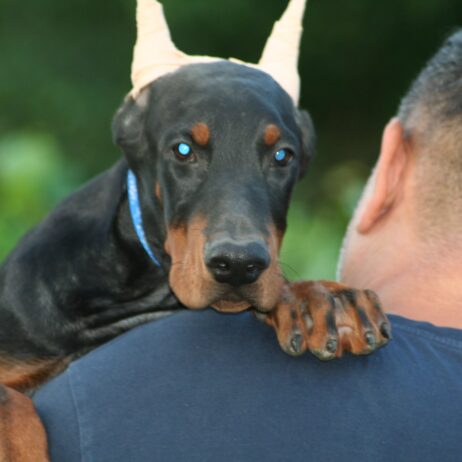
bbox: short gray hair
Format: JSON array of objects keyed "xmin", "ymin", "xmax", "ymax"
[{"xmin": 397, "ymin": 29, "xmax": 462, "ymax": 240}]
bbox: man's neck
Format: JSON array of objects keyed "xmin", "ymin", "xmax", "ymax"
[
  {"xmin": 376, "ymin": 262, "xmax": 462, "ymax": 329},
  {"xmin": 340, "ymin": 225, "xmax": 462, "ymax": 329},
  {"xmin": 363, "ymin": 236, "xmax": 462, "ymax": 328}
]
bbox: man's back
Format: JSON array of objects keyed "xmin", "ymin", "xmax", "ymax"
[{"xmin": 34, "ymin": 310, "xmax": 462, "ymax": 462}]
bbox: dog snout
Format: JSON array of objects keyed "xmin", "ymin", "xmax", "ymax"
[{"xmin": 205, "ymin": 240, "xmax": 270, "ymax": 287}]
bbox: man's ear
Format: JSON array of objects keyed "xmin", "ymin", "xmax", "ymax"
[
  {"xmin": 357, "ymin": 117, "xmax": 408, "ymax": 234},
  {"xmin": 296, "ymin": 109, "xmax": 316, "ymax": 178},
  {"xmin": 112, "ymin": 88, "xmax": 151, "ymax": 167}
]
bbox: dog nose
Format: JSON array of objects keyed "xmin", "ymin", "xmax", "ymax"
[{"xmin": 205, "ymin": 240, "xmax": 270, "ymax": 286}]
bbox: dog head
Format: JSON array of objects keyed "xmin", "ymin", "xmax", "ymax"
[{"xmin": 113, "ymin": 61, "xmax": 315, "ymax": 312}]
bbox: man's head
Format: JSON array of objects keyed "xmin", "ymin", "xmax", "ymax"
[
  {"xmin": 339, "ymin": 30, "xmax": 462, "ymax": 301},
  {"xmin": 113, "ymin": 62, "xmax": 314, "ymax": 313}
]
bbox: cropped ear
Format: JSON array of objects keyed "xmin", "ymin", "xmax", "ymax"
[
  {"xmin": 296, "ymin": 109, "xmax": 316, "ymax": 178},
  {"xmin": 112, "ymin": 88, "xmax": 151, "ymax": 167}
]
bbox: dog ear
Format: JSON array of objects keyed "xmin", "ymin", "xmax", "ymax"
[
  {"xmin": 296, "ymin": 109, "xmax": 316, "ymax": 178},
  {"xmin": 112, "ymin": 89, "xmax": 151, "ymax": 167}
]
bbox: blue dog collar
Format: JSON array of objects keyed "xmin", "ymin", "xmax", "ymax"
[{"xmin": 127, "ymin": 169, "xmax": 161, "ymax": 268}]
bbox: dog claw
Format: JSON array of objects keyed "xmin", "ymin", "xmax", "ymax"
[
  {"xmin": 289, "ymin": 332, "xmax": 304, "ymax": 356},
  {"xmin": 365, "ymin": 332, "xmax": 376, "ymax": 347},
  {"xmin": 380, "ymin": 322, "xmax": 392, "ymax": 339},
  {"xmin": 312, "ymin": 349, "xmax": 336, "ymax": 361},
  {"xmin": 326, "ymin": 338, "xmax": 338, "ymax": 354}
]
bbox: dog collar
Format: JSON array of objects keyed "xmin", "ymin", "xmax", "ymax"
[{"xmin": 127, "ymin": 169, "xmax": 161, "ymax": 268}]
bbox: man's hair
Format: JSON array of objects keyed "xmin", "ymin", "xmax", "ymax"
[{"xmin": 398, "ymin": 29, "xmax": 462, "ymax": 239}]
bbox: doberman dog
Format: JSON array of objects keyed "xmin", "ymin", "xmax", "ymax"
[{"xmin": 0, "ymin": 61, "xmax": 391, "ymax": 459}]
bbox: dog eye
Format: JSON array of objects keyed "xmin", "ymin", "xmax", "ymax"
[
  {"xmin": 273, "ymin": 148, "xmax": 293, "ymax": 167},
  {"xmin": 173, "ymin": 143, "xmax": 194, "ymax": 161}
]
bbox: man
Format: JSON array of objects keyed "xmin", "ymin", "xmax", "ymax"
[{"xmin": 33, "ymin": 31, "xmax": 462, "ymax": 461}]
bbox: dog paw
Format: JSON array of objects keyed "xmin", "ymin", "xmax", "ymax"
[{"xmin": 259, "ymin": 280, "xmax": 391, "ymax": 360}]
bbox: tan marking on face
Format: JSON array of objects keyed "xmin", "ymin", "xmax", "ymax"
[
  {"xmin": 191, "ymin": 123, "xmax": 210, "ymax": 146},
  {"xmin": 165, "ymin": 216, "xmax": 216, "ymax": 309},
  {"xmin": 264, "ymin": 124, "xmax": 281, "ymax": 146},
  {"xmin": 0, "ymin": 356, "xmax": 70, "ymax": 393},
  {"xmin": 251, "ymin": 225, "xmax": 285, "ymax": 312},
  {"xmin": 0, "ymin": 385, "xmax": 49, "ymax": 461},
  {"xmin": 165, "ymin": 218, "xmax": 285, "ymax": 313}
]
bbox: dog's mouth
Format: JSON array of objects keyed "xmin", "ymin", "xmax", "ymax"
[
  {"xmin": 165, "ymin": 217, "xmax": 284, "ymax": 313},
  {"xmin": 212, "ymin": 300, "xmax": 252, "ymax": 313},
  {"xmin": 210, "ymin": 288, "xmax": 256, "ymax": 313},
  {"xmin": 169, "ymin": 268, "xmax": 283, "ymax": 313}
]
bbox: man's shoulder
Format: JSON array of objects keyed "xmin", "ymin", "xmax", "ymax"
[
  {"xmin": 34, "ymin": 310, "xmax": 462, "ymax": 462},
  {"xmin": 55, "ymin": 309, "xmax": 462, "ymax": 377},
  {"xmin": 390, "ymin": 314, "xmax": 462, "ymax": 350},
  {"xmin": 35, "ymin": 309, "xmax": 462, "ymax": 406}
]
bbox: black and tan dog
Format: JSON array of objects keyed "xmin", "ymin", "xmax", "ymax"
[
  {"xmin": 0, "ymin": 60, "xmax": 392, "ymax": 386},
  {"xmin": 0, "ymin": 2, "xmax": 391, "ymax": 460},
  {"xmin": 0, "ymin": 60, "xmax": 390, "ymax": 460}
]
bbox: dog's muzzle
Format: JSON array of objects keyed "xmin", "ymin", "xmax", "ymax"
[{"xmin": 205, "ymin": 239, "xmax": 270, "ymax": 287}]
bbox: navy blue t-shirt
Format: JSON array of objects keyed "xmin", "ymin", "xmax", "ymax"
[{"xmin": 34, "ymin": 310, "xmax": 462, "ymax": 462}]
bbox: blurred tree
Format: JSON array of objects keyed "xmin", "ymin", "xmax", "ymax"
[
  {"xmin": 1, "ymin": 0, "xmax": 461, "ymax": 277},
  {"xmin": 0, "ymin": 132, "xmax": 80, "ymax": 257}
]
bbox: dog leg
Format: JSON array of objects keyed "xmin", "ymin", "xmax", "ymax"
[
  {"xmin": 0, "ymin": 357, "xmax": 70, "ymax": 393},
  {"xmin": 260, "ymin": 280, "xmax": 392, "ymax": 359},
  {"xmin": 0, "ymin": 385, "xmax": 49, "ymax": 462}
]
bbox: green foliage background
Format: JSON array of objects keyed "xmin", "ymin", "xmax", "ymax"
[{"xmin": 1, "ymin": 0, "xmax": 461, "ymax": 279}]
